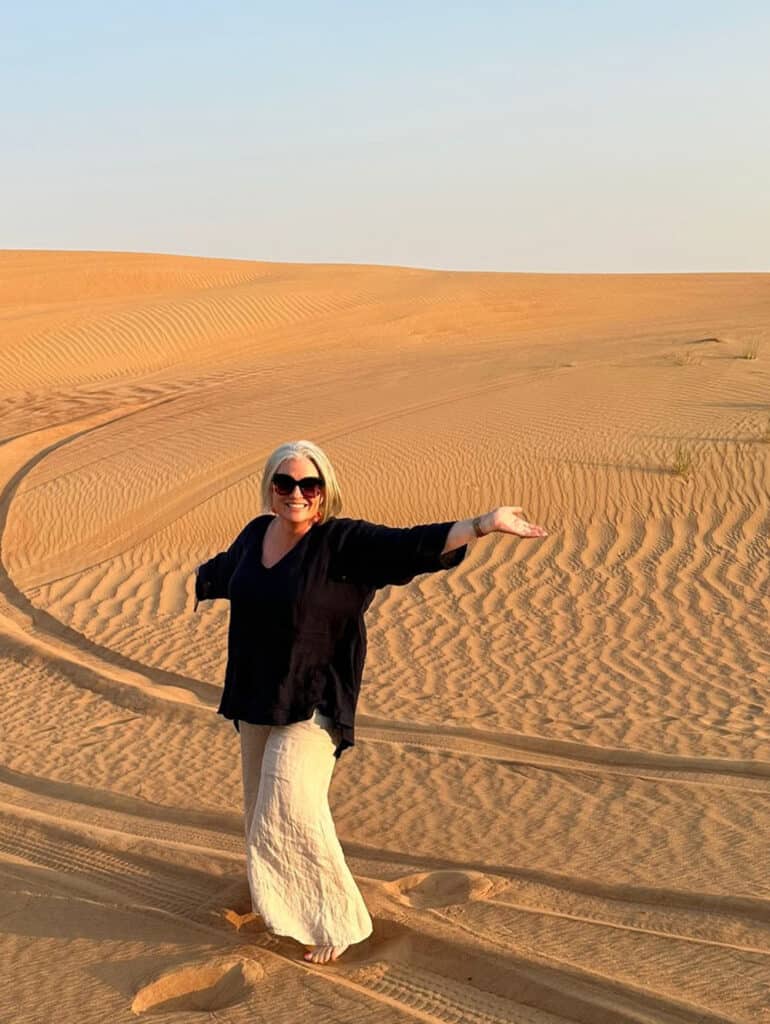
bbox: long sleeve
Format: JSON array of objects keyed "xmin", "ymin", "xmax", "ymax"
[
  {"xmin": 330, "ymin": 517, "xmax": 467, "ymax": 589},
  {"xmin": 194, "ymin": 518, "xmax": 257, "ymax": 611}
]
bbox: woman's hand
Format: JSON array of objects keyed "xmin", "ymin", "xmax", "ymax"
[{"xmin": 481, "ymin": 506, "xmax": 548, "ymax": 538}]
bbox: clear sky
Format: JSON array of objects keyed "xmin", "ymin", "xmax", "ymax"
[{"xmin": 2, "ymin": 2, "xmax": 769, "ymax": 272}]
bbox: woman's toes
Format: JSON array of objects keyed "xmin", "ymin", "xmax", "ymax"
[
  {"xmin": 304, "ymin": 945, "xmax": 328, "ymax": 963},
  {"xmin": 303, "ymin": 944, "xmax": 348, "ymax": 964}
]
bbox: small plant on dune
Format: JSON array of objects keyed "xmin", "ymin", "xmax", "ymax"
[
  {"xmin": 740, "ymin": 341, "xmax": 759, "ymax": 360},
  {"xmin": 672, "ymin": 444, "xmax": 694, "ymax": 478},
  {"xmin": 673, "ymin": 350, "xmax": 695, "ymax": 366}
]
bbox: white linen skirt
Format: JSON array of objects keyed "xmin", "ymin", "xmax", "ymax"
[{"xmin": 239, "ymin": 708, "xmax": 373, "ymax": 947}]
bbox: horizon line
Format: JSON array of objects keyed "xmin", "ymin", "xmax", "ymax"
[{"xmin": 2, "ymin": 246, "xmax": 769, "ymax": 278}]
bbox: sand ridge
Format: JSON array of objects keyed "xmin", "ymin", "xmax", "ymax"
[{"xmin": 1, "ymin": 250, "xmax": 769, "ymax": 1022}]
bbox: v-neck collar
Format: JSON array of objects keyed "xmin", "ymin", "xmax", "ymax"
[{"xmin": 260, "ymin": 515, "xmax": 314, "ymax": 571}]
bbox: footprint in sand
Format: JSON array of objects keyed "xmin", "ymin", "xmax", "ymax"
[
  {"xmin": 389, "ymin": 869, "xmax": 496, "ymax": 909},
  {"xmin": 131, "ymin": 958, "xmax": 264, "ymax": 1015}
]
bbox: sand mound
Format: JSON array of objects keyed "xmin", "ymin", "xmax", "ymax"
[{"xmin": 1, "ymin": 250, "xmax": 768, "ymax": 1022}]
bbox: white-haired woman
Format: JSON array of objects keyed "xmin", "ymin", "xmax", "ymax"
[{"xmin": 195, "ymin": 440, "xmax": 547, "ymax": 964}]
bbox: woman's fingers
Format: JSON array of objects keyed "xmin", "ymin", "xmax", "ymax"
[
  {"xmin": 488, "ymin": 507, "xmax": 548, "ymax": 538},
  {"xmin": 510, "ymin": 516, "xmax": 548, "ymax": 537}
]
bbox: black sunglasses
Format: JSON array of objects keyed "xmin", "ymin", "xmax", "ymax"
[{"xmin": 272, "ymin": 472, "xmax": 324, "ymax": 499}]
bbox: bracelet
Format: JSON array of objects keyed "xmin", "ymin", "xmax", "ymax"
[{"xmin": 472, "ymin": 515, "xmax": 486, "ymax": 538}]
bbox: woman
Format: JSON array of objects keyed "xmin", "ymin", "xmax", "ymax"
[{"xmin": 194, "ymin": 439, "xmax": 547, "ymax": 964}]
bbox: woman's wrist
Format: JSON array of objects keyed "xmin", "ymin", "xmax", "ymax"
[
  {"xmin": 472, "ymin": 514, "xmax": 487, "ymax": 537},
  {"xmin": 442, "ymin": 514, "xmax": 493, "ymax": 554},
  {"xmin": 467, "ymin": 512, "xmax": 497, "ymax": 540}
]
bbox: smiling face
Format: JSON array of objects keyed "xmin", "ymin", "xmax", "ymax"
[{"xmin": 270, "ymin": 455, "xmax": 325, "ymax": 527}]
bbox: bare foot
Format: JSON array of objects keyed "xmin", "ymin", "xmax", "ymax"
[{"xmin": 303, "ymin": 944, "xmax": 349, "ymax": 964}]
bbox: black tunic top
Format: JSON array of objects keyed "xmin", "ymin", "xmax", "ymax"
[{"xmin": 194, "ymin": 513, "xmax": 467, "ymax": 758}]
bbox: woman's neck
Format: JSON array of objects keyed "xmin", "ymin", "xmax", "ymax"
[{"xmin": 270, "ymin": 514, "xmax": 315, "ymax": 541}]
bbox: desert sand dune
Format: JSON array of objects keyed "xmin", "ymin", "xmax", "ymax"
[{"xmin": 1, "ymin": 250, "xmax": 768, "ymax": 1023}]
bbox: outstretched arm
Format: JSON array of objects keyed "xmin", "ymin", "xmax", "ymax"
[
  {"xmin": 441, "ymin": 507, "xmax": 548, "ymax": 553},
  {"xmin": 331, "ymin": 518, "xmax": 468, "ymax": 588},
  {"xmin": 193, "ymin": 519, "xmax": 257, "ymax": 610}
]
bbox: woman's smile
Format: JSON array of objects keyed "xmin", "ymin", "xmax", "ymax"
[{"xmin": 271, "ymin": 455, "xmax": 324, "ymax": 531}]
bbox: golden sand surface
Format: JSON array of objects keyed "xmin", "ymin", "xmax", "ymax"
[{"xmin": 1, "ymin": 249, "xmax": 768, "ymax": 1023}]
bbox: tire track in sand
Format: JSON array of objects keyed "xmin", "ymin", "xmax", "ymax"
[{"xmin": 4, "ymin": 405, "xmax": 768, "ymax": 792}]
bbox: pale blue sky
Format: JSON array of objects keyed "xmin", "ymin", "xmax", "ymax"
[{"xmin": 2, "ymin": 2, "xmax": 769, "ymax": 271}]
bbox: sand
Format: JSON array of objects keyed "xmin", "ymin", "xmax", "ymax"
[{"xmin": 0, "ymin": 249, "xmax": 768, "ymax": 1023}]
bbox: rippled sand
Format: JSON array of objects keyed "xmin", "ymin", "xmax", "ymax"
[{"xmin": 1, "ymin": 250, "xmax": 768, "ymax": 1023}]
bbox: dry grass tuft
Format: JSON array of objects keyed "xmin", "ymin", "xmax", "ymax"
[{"xmin": 672, "ymin": 444, "xmax": 694, "ymax": 478}]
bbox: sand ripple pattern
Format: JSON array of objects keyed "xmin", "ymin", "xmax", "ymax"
[{"xmin": 1, "ymin": 253, "xmax": 768, "ymax": 1023}]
